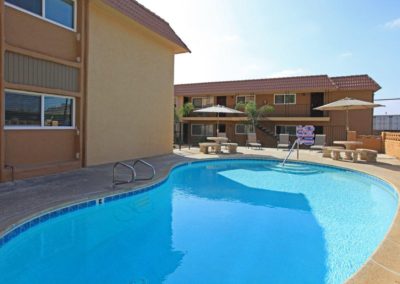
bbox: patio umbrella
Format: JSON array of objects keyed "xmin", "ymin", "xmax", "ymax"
[
  {"xmin": 314, "ymin": 97, "xmax": 383, "ymax": 131},
  {"xmin": 194, "ymin": 105, "xmax": 244, "ymax": 133}
]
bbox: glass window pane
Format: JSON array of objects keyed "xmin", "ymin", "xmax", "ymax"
[
  {"xmin": 45, "ymin": 0, "xmax": 75, "ymax": 29},
  {"xmin": 287, "ymin": 126, "xmax": 297, "ymax": 135},
  {"xmin": 192, "ymin": 98, "xmax": 203, "ymax": 108},
  {"xmin": 285, "ymin": 94, "xmax": 296, "ymax": 104},
  {"xmin": 236, "ymin": 124, "xmax": 245, "ymax": 134},
  {"xmin": 5, "ymin": 92, "xmax": 42, "ymax": 126},
  {"xmin": 237, "ymin": 96, "xmax": 245, "ymax": 104},
  {"xmin": 205, "ymin": 125, "xmax": 213, "ymax": 136},
  {"xmin": 274, "ymin": 95, "xmax": 284, "ymax": 104},
  {"xmin": 247, "ymin": 124, "xmax": 255, "ymax": 133},
  {"xmin": 44, "ymin": 96, "xmax": 73, "ymax": 127},
  {"xmin": 245, "ymin": 96, "xmax": 255, "ymax": 102},
  {"xmin": 6, "ymin": 0, "xmax": 42, "ymax": 15},
  {"xmin": 192, "ymin": 125, "xmax": 202, "ymax": 136}
]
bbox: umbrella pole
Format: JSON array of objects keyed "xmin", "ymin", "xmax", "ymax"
[{"xmin": 217, "ymin": 112, "xmax": 219, "ymax": 134}]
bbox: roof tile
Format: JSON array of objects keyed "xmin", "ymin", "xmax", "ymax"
[
  {"xmin": 175, "ymin": 74, "xmax": 381, "ymax": 96},
  {"xmin": 330, "ymin": 75, "xmax": 381, "ymax": 91}
]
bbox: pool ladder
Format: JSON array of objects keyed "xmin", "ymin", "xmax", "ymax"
[
  {"xmin": 281, "ymin": 139, "xmax": 300, "ymax": 167},
  {"xmin": 112, "ymin": 159, "xmax": 156, "ymax": 187}
]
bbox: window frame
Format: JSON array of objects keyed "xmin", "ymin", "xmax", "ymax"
[
  {"xmin": 4, "ymin": 89, "xmax": 76, "ymax": 130},
  {"xmin": 191, "ymin": 124, "xmax": 213, "ymax": 136},
  {"xmin": 274, "ymin": 94, "xmax": 296, "ymax": 105},
  {"xmin": 275, "ymin": 125, "xmax": 297, "ymax": 136},
  {"xmin": 236, "ymin": 95, "xmax": 255, "ymax": 105},
  {"xmin": 235, "ymin": 124, "xmax": 255, "ymax": 135},
  {"xmin": 5, "ymin": 0, "xmax": 77, "ymax": 32},
  {"xmin": 191, "ymin": 97, "xmax": 213, "ymax": 109}
]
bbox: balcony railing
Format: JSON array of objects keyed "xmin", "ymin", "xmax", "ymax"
[{"xmin": 188, "ymin": 104, "xmax": 326, "ymax": 118}]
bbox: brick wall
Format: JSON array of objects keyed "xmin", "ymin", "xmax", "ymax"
[{"xmin": 382, "ymin": 132, "xmax": 400, "ymax": 159}]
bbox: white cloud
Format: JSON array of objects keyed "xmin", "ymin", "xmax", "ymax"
[
  {"xmin": 269, "ymin": 68, "xmax": 308, "ymax": 78},
  {"xmin": 339, "ymin": 51, "xmax": 353, "ymax": 58},
  {"xmin": 221, "ymin": 34, "xmax": 241, "ymax": 43},
  {"xmin": 385, "ymin": 18, "xmax": 400, "ymax": 29}
]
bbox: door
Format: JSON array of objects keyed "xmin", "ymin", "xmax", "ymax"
[
  {"xmin": 217, "ymin": 96, "xmax": 227, "ymax": 117},
  {"xmin": 216, "ymin": 96, "xmax": 227, "ymax": 106},
  {"xmin": 310, "ymin": 93, "xmax": 324, "ymax": 117}
]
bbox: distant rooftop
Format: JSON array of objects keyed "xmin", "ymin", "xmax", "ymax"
[
  {"xmin": 103, "ymin": 0, "xmax": 189, "ymax": 53},
  {"xmin": 175, "ymin": 75, "xmax": 381, "ymax": 96}
]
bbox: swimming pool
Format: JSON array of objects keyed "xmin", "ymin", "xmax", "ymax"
[{"xmin": 0, "ymin": 159, "xmax": 397, "ymax": 283}]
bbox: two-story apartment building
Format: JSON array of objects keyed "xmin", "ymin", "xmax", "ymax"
[
  {"xmin": 0, "ymin": 0, "xmax": 189, "ymax": 181},
  {"xmin": 175, "ymin": 75, "xmax": 380, "ymax": 146}
]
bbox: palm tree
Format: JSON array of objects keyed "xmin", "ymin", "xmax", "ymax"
[
  {"xmin": 235, "ymin": 101, "xmax": 274, "ymax": 131},
  {"xmin": 177, "ymin": 102, "xmax": 194, "ymax": 118},
  {"xmin": 174, "ymin": 103, "xmax": 194, "ymax": 147}
]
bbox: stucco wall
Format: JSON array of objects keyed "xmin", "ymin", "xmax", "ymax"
[{"xmin": 86, "ymin": 2, "xmax": 175, "ymax": 165}]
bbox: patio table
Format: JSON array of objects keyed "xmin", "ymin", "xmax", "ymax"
[
  {"xmin": 206, "ymin": 137, "xmax": 229, "ymax": 144},
  {"xmin": 333, "ymin": 141, "xmax": 363, "ymax": 150}
]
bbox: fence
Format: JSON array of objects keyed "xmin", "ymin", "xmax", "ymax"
[{"xmin": 382, "ymin": 132, "xmax": 400, "ymax": 159}]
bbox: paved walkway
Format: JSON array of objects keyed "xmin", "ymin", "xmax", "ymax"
[{"xmin": 1, "ymin": 146, "xmax": 400, "ymax": 283}]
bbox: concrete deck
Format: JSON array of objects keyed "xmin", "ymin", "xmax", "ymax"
[{"xmin": 1, "ymin": 147, "xmax": 400, "ymax": 283}]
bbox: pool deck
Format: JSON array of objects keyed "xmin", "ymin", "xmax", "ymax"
[{"xmin": 1, "ymin": 147, "xmax": 399, "ymax": 283}]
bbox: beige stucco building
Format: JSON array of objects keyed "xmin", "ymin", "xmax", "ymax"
[{"xmin": 0, "ymin": 0, "xmax": 189, "ymax": 181}]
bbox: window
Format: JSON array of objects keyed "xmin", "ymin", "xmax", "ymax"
[
  {"xmin": 192, "ymin": 97, "xmax": 213, "ymax": 108},
  {"xmin": 235, "ymin": 124, "xmax": 255, "ymax": 135},
  {"xmin": 6, "ymin": 0, "xmax": 42, "ymax": 15},
  {"xmin": 236, "ymin": 95, "xmax": 255, "ymax": 104},
  {"xmin": 275, "ymin": 125, "xmax": 297, "ymax": 136},
  {"xmin": 6, "ymin": 0, "xmax": 76, "ymax": 30},
  {"xmin": 44, "ymin": 96, "xmax": 73, "ymax": 127},
  {"xmin": 45, "ymin": 0, "xmax": 75, "ymax": 29},
  {"xmin": 5, "ymin": 92, "xmax": 42, "ymax": 126},
  {"xmin": 5, "ymin": 90, "xmax": 75, "ymax": 129},
  {"xmin": 274, "ymin": 94, "xmax": 296, "ymax": 105},
  {"xmin": 191, "ymin": 124, "xmax": 213, "ymax": 136}
]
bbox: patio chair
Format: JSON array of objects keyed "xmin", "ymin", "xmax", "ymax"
[
  {"xmin": 310, "ymin": 134, "xmax": 326, "ymax": 151},
  {"xmin": 277, "ymin": 134, "xmax": 290, "ymax": 149},
  {"xmin": 246, "ymin": 133, "xmax": 262, "ymax": 149}
]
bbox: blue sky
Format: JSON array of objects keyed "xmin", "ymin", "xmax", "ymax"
[{"xmin": 141, "ymin": 0, "xmax": 400, "ymax": 114}]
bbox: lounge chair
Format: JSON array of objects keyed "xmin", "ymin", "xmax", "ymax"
[
  {"xmin": 277, "ymin": 134, "xmax": 290, "ymax": 149},
  {"xmin": 310, "ymin": 134, "xmax": 326, "ymax": 151},
  {"xmin": 246, "ymin": 133, "xmax": 262, "ymax": 149}
]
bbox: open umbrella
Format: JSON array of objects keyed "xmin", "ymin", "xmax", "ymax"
[
  {"xmin": 314, "ymin": 97, "xmax": 383, "ymax": 131},
  {"xmin": 194, "ymin": 105, "xmax": 244, "ymax": 133}
]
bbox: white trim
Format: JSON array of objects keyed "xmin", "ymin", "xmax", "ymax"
[
  {"xmin": 4, "ymin": 89, "xmax": 76, "ymax": 130},
  {"xmin": 5, "ymin": 0, "xmax": 77, "ymax": 32},
  {"xmin": 274, "ymin": 93, "xmax": 296, "ymax": 105},
  {"xmin": 191, "ymin": 96, "xmax": 213, "ymax": 108},
  {"xmin": 236, "ymin": 95, "xmax": 255, "ymax": 105}
]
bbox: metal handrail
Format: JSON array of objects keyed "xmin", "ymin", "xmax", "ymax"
[
  {"xmin": 132, "ymin": 159, "xmax": 156, "ymax": 181},
  {"xmin": 113, "ymin": 162, "xmax": 136, "ymax": 186},
  {"xmin": 282, "ymin": 139, "xmax": 300, "ymax": 166}
]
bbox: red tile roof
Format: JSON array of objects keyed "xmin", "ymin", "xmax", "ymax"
[
  {"xmin": 103, "ymin": 0, "xmax": 189, "ymax": 53},
  {"xmin": 175, "ymin": 74, "xmax": 381, "ymax": 96},
  {"xmin": 330, "ymin": 75, "xmax": 381, "ymax": 91}
]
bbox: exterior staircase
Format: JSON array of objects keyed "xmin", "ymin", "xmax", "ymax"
[
  {"xmin": 256, "ymin": 122, "xmax": 276, "ymax": 138},
  {"xmin": 255, "ymin": 122, "xmax": 278, "ymax": 147}
]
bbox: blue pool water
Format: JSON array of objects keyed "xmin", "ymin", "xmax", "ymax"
[{"xmin": 0, "ymin": 160, "xmax": 397, "ymax": 284}]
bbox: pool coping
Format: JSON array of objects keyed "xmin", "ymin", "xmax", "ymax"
[{"xmin": 0, "ymin": 156, "xmax": 399, "ymax": 283}]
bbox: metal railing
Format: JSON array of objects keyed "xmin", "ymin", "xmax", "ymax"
[
  {"xmin": 282, "ymin": 139, "xmax": 300, "ymax": 166},
  {"xmin": 112, "ymin": 159, "xmax": 155, "ymax": 187}
]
